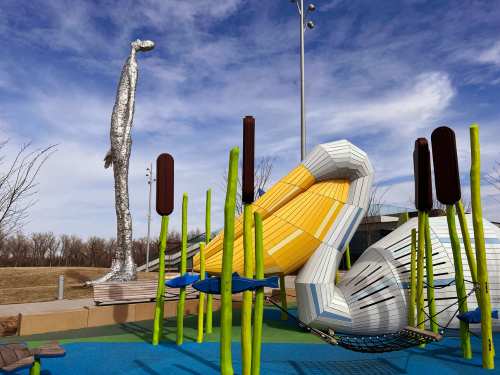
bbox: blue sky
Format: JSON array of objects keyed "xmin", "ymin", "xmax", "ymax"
[{"xmin": 1, "ymin": 0, "xmax": 500, "ymax": 238}]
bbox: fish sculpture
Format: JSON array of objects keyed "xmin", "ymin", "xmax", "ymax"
[
  {"xmin": 193, "ymin": 273, "xmax": 279, "ymax": 294},
  {"xmin": 458, "ymin": 307, "xmax": 499, "ymax": 324},
  {"xmin": 166, "ymin": 273, "xmax": 203, "ymax": 288},
  {"xmin": 307, "ymin": 215, "xmax": 500, "ymax": 334}
]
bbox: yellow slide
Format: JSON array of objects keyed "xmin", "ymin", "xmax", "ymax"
[{"xmin": 193, "ymin": 140, "xmax": 372, "ymax": 275}]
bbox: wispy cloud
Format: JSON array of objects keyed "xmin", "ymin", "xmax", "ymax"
[
  {"xmin": 475, "ymin": 41, "xmax": 500, "ymax": 67},
  {"xmin": 1, "ymin": 0, "xmax": 500, "ymax": 238}
]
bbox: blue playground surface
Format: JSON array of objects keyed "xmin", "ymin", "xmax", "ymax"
[{"xmin": 6, "ymin": 333, "xmax": 500, "ymax": 374}]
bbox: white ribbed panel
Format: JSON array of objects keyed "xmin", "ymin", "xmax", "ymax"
[
  {"xmin": 296, "ymin": 140, "xmax": 373, "ymax": 330},
  {"xmin": 325, "ymin": 215, "xmax": 500, "ymax": 334}
]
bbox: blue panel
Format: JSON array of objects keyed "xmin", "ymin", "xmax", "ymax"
[
  {"xmin": 438, "ymin": 237, "xmax": 500, "ymax": 245},
  {"xmin": 338, "ymin": 208, "xmax": 363, "ymax": 252},
  {"xmin": 399, "ymin": 277, "xmax": 455, "ymax": 289},
  {"xmin": 310, "ymin": 284, "xmax": 352, "ymax": 322}
]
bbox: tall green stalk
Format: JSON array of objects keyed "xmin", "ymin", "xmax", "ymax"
[
  {"xmin": 455, "ymin": 200, "xmax": 478, "ymax": 289},
  {"xmin": 424, "ymin": 213, "xmax": 438, "ymax": 333},
  {"xmin": 416, "ymin": 211, "xmax": 425, "ymax": 334},
  {"xmin": 153, "ymin": 215, "xmax": 169, "ymax": 345},
  {"xmin": 220, "ymin": 147, "xmax": 239, "ymax": 375},
  {"xmin": 30, "ymin": 359, "xmax": 41, "ymax": 375},
  {"xmin": 205, "ymin": 189, "xmax": 213, "ymax": 334},
  {"xmin": 176, "ymin": 193, "xmax": 188, "ymax": 346},
  {"xmin": 197, "ymin": 242, "xmax": 206, "ymax": 343},
  {"xmin": 408, "ymin": 228, "xmax": 417, "ymax": 327},
  {"xmin": 398, "ymin": 211, "xmax": 409, "ymax": 226},
  {"xmin": 251, "ymin": 212, "xmax": 264, "ymax": 375},
  {"xmin": 446, "ymin": 205, "xmax": 472, "ymax": 359},
  {"xmin": 470, "ymin": 124, "xmax": 494, "ymax": 369},
  {"xmin": 280, "ymin": 274, "xmax": 288, "ymax": 320},
  {"xmin": 241, "ymin": 203, "xmax": 254, "ymax": 375},
  {"xmin": 345, "ymin": 244, "xmax": 351, "ymax": 270}
]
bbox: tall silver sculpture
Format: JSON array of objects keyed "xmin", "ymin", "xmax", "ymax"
[{"xmin": 87, "ymin": 39, "xmax": 155, "ymax": 285}]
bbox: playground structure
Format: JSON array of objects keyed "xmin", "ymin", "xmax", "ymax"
[
  {"xmin": 149, "ymin": 120, "xmax": 494, "ymax": 371},
  {"xmin": 334, "ymin": 214, "xmax": 500, "ymax": 335},
  {"xmin": 53, "ymin": 40, "xmax": 498, "ymax": 370},
  {"xmin": 193, "ymin": 139, "xmax": 372, "ymax": 276},
  {"xmin": 0, "ymin": 118, "xmax": 495, "ymax": 373}
]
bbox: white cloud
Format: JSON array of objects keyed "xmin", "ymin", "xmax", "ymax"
[
  {"xmin": 2, "ymin": 0, "xmax": 500, "ymax": 239},
  {"xmin": 476, "ymin": 41, "xmax": 500, "ymax": 67},
  {"xmin": 310, "ymin": 72, "xmax": 455, "ymax": 137}
]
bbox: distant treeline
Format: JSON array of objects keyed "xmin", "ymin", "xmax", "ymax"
[{"xmin": 0, "ymin": 229, "xmax": 202, "ymax": 268}]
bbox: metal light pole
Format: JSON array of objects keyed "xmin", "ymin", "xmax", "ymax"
[
  {"xmin": 291, "ymin": 0, "xmax": 316, "ymax": 161},
  {"xmin": 145, "ymin": 163, "xmax": 154, "ymax": 272}
]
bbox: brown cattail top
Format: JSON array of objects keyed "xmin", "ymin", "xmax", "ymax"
[
  {"xmin": 242, "ymin": 115, "xmax": 255, "ymax": 204},
  {"xmin": 156, "ymin": 153, "xmax": 174, "ymax": 216},
  {"xmin": 413, "ymin": 138, "xmax": 433, "ymax": 212},
  {"xmin": 431, "ymin": 126, "xmax": 461, "ymax": 205}
]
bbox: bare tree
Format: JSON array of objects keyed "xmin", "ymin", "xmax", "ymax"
[
  {"xmin": 0, "ymin": 141, "xmax": 55, "ymax": 239},
  {"xmin": 30, "ymin": 232, "xmax": 52, "ymax": 265},
  {"xmin": 365, "ymin": 185, "xmax": 390, "ymax": 218},
  {"xmin": 5, "ymin": 233, "xmax": 31, "ymax": 266},
  {"xmin": 59, "ymin": 235, "xmax": 86, "ymax": 266},
  {"xmin": 44, "ymin": 233, "xmax": 60, "ymax": 267},
  {"xmin": 87, "ymin": 236, "xmax": 106, "ymax": 267},
  {"xmin": 222, "ymin": 156, "xmax": 275, "ymax": 215},
  {"xmin": 487, "ymin": 161, "xmax": 500, "ymax": 193}
]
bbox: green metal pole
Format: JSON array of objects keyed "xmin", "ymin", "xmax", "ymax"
[
  {"xmin": 205, "ymin": 189, "xmax": 212, "ymax": 243},
  {"xmin": 152, "ymin": 215, "xmax": 169, "ymax": 345},
  {"xmin": 251, "ymin": 212, "xmax": 264, "ymax": 375},
  {"xmin": 279, "ymin": 273, "xmax": 288, "ymax": 320},
  {"xmin": 345, "ymin": 244, "xmax": 351, "ymax": 270},
  {"xmin": 398, "ymin": 211, "xmax": 409, "ymax": 226},
  {"xmin": 29, "ymin": 359, "xmax": 41, "ymax": 375},
  {"xmin": 424, "ymin": 213, "xmax": 438, "ymax": 333},
  {"xmin": 197, "ymin": 242, "xmax": 206, "ymax": 343},
  {"xmin": 241, "ymin": 203, "xmax": 254, "ymax": 375},
  {"xmin": 408, "ymin": 228, "xmax": 417, "ymax": 327},
  {"xmin": 455, "ymin": 200, "xmax": 479, "ymax": 289},
  {"xmin": 446, "ymin": 204, "xmax": 472, "ymax": 359},
  {"xmin": 205, "ymin": 189, "xmax": 213, "ymax": 334},
  {"xmin": 220, "ymin": 147, "xmax": 239, "ymax": 375},
  {"xmin": 416, "ymin": 211, "xmax": 425, "ymax": 334},
  {"xmin": 470, "ymin": 124, "xmax": 494, "ymax": 369},
  {"xmin": 176, "ymin": 193, "xmax": 188, "ymax": 346}
]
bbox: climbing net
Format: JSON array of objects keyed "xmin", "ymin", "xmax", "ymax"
[{"xmin": 264, "ymin": 296, "xmax": 442, "ymax": 353}]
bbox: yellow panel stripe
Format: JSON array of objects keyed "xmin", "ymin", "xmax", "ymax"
[
  {"xmin": 314, "ymin": 201, "xmax": 340, "ymax": 238},
  {"xmin": 268, "ymin": 229, "xmax": 303, "ymax": 255}
]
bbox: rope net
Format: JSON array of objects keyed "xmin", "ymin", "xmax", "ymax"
[
  {"xmin": 333, "ymin": 327, "xmax": 441, "ymax": 353},
  {"xmin": 264, "ymin": 296, "xmax": 442, "ymax": 353}
]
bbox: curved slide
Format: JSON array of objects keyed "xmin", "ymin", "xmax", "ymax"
[{"xmin": 193, "ymin": 140, "xmax": 373, "ymax": 327}]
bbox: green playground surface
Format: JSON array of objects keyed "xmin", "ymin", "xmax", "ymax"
[
  {"xmin": 3, "ymin": 305, "xmax": 499, "ymax": 374},
  {"xmin": 10, "ymin": 306, "xmax": 320, "ymax": 347}
]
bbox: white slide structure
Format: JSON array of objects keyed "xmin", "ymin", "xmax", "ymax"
[
  {"xmin": 295, "ymin": 141, "xmax": 500, "ymax": 335},
  {"xmin": 295, "ymin": 141, "xmax": 374, "ymax": 332}
]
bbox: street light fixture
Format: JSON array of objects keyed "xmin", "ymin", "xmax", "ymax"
[
  {"xmin": 289, "ymin": 0, "xmax": 316, "ymax": 161},
  {"xmin": 145, "ymin": 163, "xmax": 155, "ymax": 272}
]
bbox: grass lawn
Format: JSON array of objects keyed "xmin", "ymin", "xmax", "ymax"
[{"xmin": 0, "ymin": 267, "xmax": 157, "ymax": 304}]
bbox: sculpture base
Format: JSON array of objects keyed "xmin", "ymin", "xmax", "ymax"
[{"xmin": 85, "ymin": 258, "xmax": 137, "ymax": 286}]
